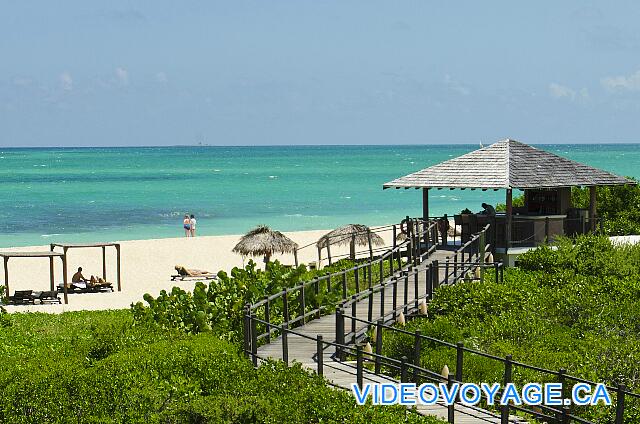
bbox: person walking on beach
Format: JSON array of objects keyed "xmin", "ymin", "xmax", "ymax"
[
  {"xmin": 190, "ymin": 214, "xmax": 197, "ymax": 237},
  {"xmin": 183, "ymin": 214, "xmax": 191, "ymax": 237}
]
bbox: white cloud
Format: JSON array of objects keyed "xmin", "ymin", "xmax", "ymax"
[
  {"xmin": 601, "ymin": 70, "xmax": 640, "ymax": 92},
  {"xmin": 59, "ymin": 71, "xmax": 73, "ymax": 91},
  {"xmin": 115, "ymin": 67, "xmax": 129, "ymax": 85},
  {"xmin": 548, "ymin": 83, "xmax": 589, "ymax": 101},
  {"xmin": 155, "ymin": 72, "xmax": 167, "ymax": 83}
]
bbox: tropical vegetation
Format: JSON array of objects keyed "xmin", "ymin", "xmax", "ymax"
[{"xmin": 379, "ymin": 235, "xmax": 640, "ymax": 422}]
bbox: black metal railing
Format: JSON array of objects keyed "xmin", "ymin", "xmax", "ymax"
[{"xmin": 245, "ymin": 222, "xmax": 637, "ymax": 424}]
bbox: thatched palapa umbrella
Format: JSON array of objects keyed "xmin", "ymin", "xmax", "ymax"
[
  {"xmin": 233, "ymin": 225, "xmax": 298, "ymax": 264},
  {"xmin": 317, "ymin": 224, "xmax": 384, "ymax": 263}
]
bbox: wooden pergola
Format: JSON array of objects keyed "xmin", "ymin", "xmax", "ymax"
[
  {"xmin": 1, "ymin": 251, "xmax": 69, "ymax": 303},
  {"xmin": 384, "ymin": 139, "xmax": 635, "ymax": 253},
  {"xmin": 51, "ymin": 242, "xmax": 121, "ymax": 292}
]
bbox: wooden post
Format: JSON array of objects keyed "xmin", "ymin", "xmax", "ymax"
[
  {"xmin": 350, "ymin": 236, "xmax": 356, "ymax": 260},
  {"xmin": 367, "ymin": 230, "xmax": 373, "ymax": 261},
  {"xmin": 293, "ymin": 248, "xmax": 299, "ymax": 268},
  {"xmin": 589, "ymin": 186, "xmax": 597, "ymax": 231},
  {"xmin": 479, "ymin": 231, "xmax": 486, "ymax": 284},
  {"xmin": 505, "ymin": 189, "xmax": 513, "ymax": 254},
  {"xmin": 62, "ymin": 248, "xmax": 69, "ymax": 304},
  {"xmin": 102, "ymin": 246, "xmax": 106, "ymax": 280},
  {"xmin": 422, "ymin": 188, "xmax": 429, "ymax": 246},
  {"xmin": 317, "ymin": 245, "xmax": 323, "ymax": 268},
  {"xmin": 49, "ymin": 256, "xmax": 55, "ymax": 291},
  {"xmin": 115, "ymin": 244, "xmax": 121, "ymax": 291},
  {"xmin": 3, "ymin": 257, "xmax": 9, "ymax": 298},
  {"xmin": 392, "ymin": 225, "xmax": 397, "ymax": 249},
  {"xmin": 317, "ymin": 335, "xmax": 324, "ymax": 377},
  {"xmin": 326, "ymin": 237, "xmax": 332, "ymax": 266}
]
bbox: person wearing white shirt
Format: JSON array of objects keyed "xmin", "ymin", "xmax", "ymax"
[{"xmin": 190, "ymin": 214, "xmax": 197, "ymax": 237}]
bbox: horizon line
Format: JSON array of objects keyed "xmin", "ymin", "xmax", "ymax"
[{"xmin": 2, "ymin": 141, "xmax": 640, "ymax": 149}]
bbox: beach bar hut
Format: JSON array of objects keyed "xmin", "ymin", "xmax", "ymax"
[
  {"xmin": 50, "ymin": 242, "xmax": 122, "ymax": 292},
  {"xmin": 383, "ymin": 139, "xmax": 635, "ymax": 264},
  {"xmin": 1, "ymin": 250, "xmax": 68, "ymax": 303}
]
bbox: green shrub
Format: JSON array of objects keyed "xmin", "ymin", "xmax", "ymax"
[
  {"xmin": 379, "ymin": 236, "xmax": 640, "ymax": 423},
  {"xmin": 0, "ymin": 311, "xmax": 441, "ymax": 423}
]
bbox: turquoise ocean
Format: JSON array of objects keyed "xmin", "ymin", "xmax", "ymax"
[{"xmin": 1, "ymin": 144, "xmax": 638, "ymax": 248}]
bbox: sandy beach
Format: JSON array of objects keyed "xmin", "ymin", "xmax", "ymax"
[{"xmin": 2, "ymin": 227, "xmax": 396, "ymax": 313}]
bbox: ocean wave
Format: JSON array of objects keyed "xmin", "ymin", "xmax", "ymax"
[{"xmin": 41, "ymin": 233, "xmax": 62, "ymax": 238}]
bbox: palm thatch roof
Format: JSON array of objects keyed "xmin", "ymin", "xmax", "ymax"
[
  {"xmin": 316, "ymin": 224, "xmax": 384, "ymax": 248},
  {"xmin": 233, "ymin": 225, "xmax": 298, "ymax": 257},
  {"xmin": 383, "ymin": 139, "xmax": 634, "ymax": 190}
]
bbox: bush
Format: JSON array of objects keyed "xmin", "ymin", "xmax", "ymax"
[
  {"xmin": 379, "ymin": 236, "xmax": 640, "ymax": 423},
  {"xmin": 0, "ymin": 311, "xmax": 441, "ymax": 423}
]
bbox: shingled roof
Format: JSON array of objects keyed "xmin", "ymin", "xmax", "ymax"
[{"xmin": 384, "ymin": 139, "xmax": 634, "ymax": 190}]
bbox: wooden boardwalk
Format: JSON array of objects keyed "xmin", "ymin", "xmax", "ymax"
[{"xmin": 257, "ymin": 248, "xmax": 525, "ymax": 423}]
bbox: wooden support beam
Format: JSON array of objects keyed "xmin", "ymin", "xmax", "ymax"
[
  {"xmin": 422, "ymin": 188, "xmax": 429, "ymax": 221},
  {"xmin": 589, "ymin": 186, "xmax": 597, "ymax": 231},
  {"xmin": 505, "ymin": 189, "xmax": 513, "ymax": 253}
]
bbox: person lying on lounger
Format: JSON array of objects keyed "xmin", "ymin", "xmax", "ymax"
[{"xmin": 174, "ymin": 265, "xmax": 215, "ymax": 277}]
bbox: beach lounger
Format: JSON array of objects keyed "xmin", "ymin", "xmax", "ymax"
[
  {"xmin": 9, "ymin": 290, "xmax": 36, "ymax": 305},
  {"xmin": 35, "ymin": 290, "xmax": 61, "ymax": 304},
  {"xmin": 57, "ymin": 280, "xmax": 114, "ymax": 294},
  {"xmin": 171, "ymin": 265, "xmax": 218, "ymax": 281}
]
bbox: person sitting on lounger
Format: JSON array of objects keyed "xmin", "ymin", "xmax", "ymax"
[{"xmin": 72, "ymin": 267, "xmax": 88, "ymax": 284}]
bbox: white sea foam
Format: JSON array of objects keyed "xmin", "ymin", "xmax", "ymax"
[
  {"xmin": 269, "ymin": 175, "xmax": 278, "ymax": 179},
  {"xmin": 41, "ymin": 233, "xmax": 62, "ymax": 238}
]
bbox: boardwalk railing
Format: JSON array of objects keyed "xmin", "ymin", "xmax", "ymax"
[
  {"xmin": 245, "ymin": 223, "xmax": 638, "ymax": 423},
  {"xmin": 245, "ymin": 218, "xmax": 437, "ymax": 360}
]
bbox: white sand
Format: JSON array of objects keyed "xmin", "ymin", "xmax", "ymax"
[{"xmin": 2, "ymin": 227, "xmax": 396, "ymax": 313}]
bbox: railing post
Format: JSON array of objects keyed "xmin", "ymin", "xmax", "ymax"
[
  {"xmin": 392, "ymin": 277, "xmax": 398, "ymax": 318},
  {"xmin": 264, "ymin": 298, "xmax": 271, "ymax": 343},
  {"xmin": 368, "ymin": 263, "xmax": 372, "ymax": 288},
  {"xmin": 403, "ymin": 272, "xmax": 409, "ymax": 315},
  {"xmin": 336, "ymin": 308, "xmax": 345, "ymax": 361},
  {"xmin": 283, "ymin": 289, "xmax": 290, "ymax": 324},
  {"xmin": 414, "ymin": 271, "xmax": 419, "ymax": 311},
  {"xmin": 615, "ymin": 383, "xmax": 626, "ymax": 424},
  {"xmin": 243, "ymin": 306, "xmax": 251, "ymax": 359},
  {"xmin": 400, "ymin": 356, "xmax": 408, "ymax": 383},
  {"xmin": 379, "ymin": 259, "xmax": 384, "ymax": 284},
  {"xmin": 282, "ymin": 324, "xmax": 289, "ymax": 365},
  {"xmin": 380, "ymin": 282, "xmax": 385, "ymax": 319},
  {"xmin": 389, "ymin": 252, "xmax": 394, "ymax": 275},
  {"xmin": 355, "ymin": 267, "xmax": 360, "ymax": 292},
  {"xmin": 299, "ymin": 285, "xmax": 306, "ymax": 325},
  {"xmin": 367, "ymin": 288, "xmax": 373, "ymax": 323},
  {"xmin": 357, "ymin": 346, "xmax": 364, "ymax": 389},
  {"xmin": 453, "ymin": 253, "xmax": 458, "ymax": 282},
  {"xmin": 501, "ymin": 354, "xmax": 513, "ymax": 424},
  {"xmin": 342, "ymin": 272, "xmax": 347, "ymax": 299},
  {"xmin": 445, "ymin": 257, "xmax": 450, "ymax": 284},
  {"xmin": 447, "ymin": 373, "xmax": 455, "ymax": 423},
  {"xmin": 479, "ymin": 231, "xmax": 486, "ymax": 284},
  {"xmin": 426, "ymin": 265, "xmax": 432, "ymax": 299},
  {"xmin": 375, "ymin": 319, "xmax": 383, "ymax": 374},
  {"xmin": 433, "ymin": 260, "xmax": 440, "ymax": 289},
  {"xmin": 316, "ymin": 335, "xmax": 324, "ymax": 377},
  {"xmin": 250, "ymin": 314, "xmax": 258, "ymax": 367},
  {"xmin": 495, "ymin": 262, "xmax": 499, "ymax": 283},
  {"xmin": 456, "ymin": 342, "xmax": 464, "ymax": 384},
  {"xmin": 413, "ymin": 330, "xmax": 422, "ymax": 382},
  {"xmin": 393, "ymin": 224, "xmax": 397, "ymax": 248},
  {"xmin": 351, "ymin": 295, "xmax": 357, "ymax": 343}
]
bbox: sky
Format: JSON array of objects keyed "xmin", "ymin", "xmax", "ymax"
[{"xmin": 2, "ymin": 1, "xmax": 640, "ymax": 147}]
